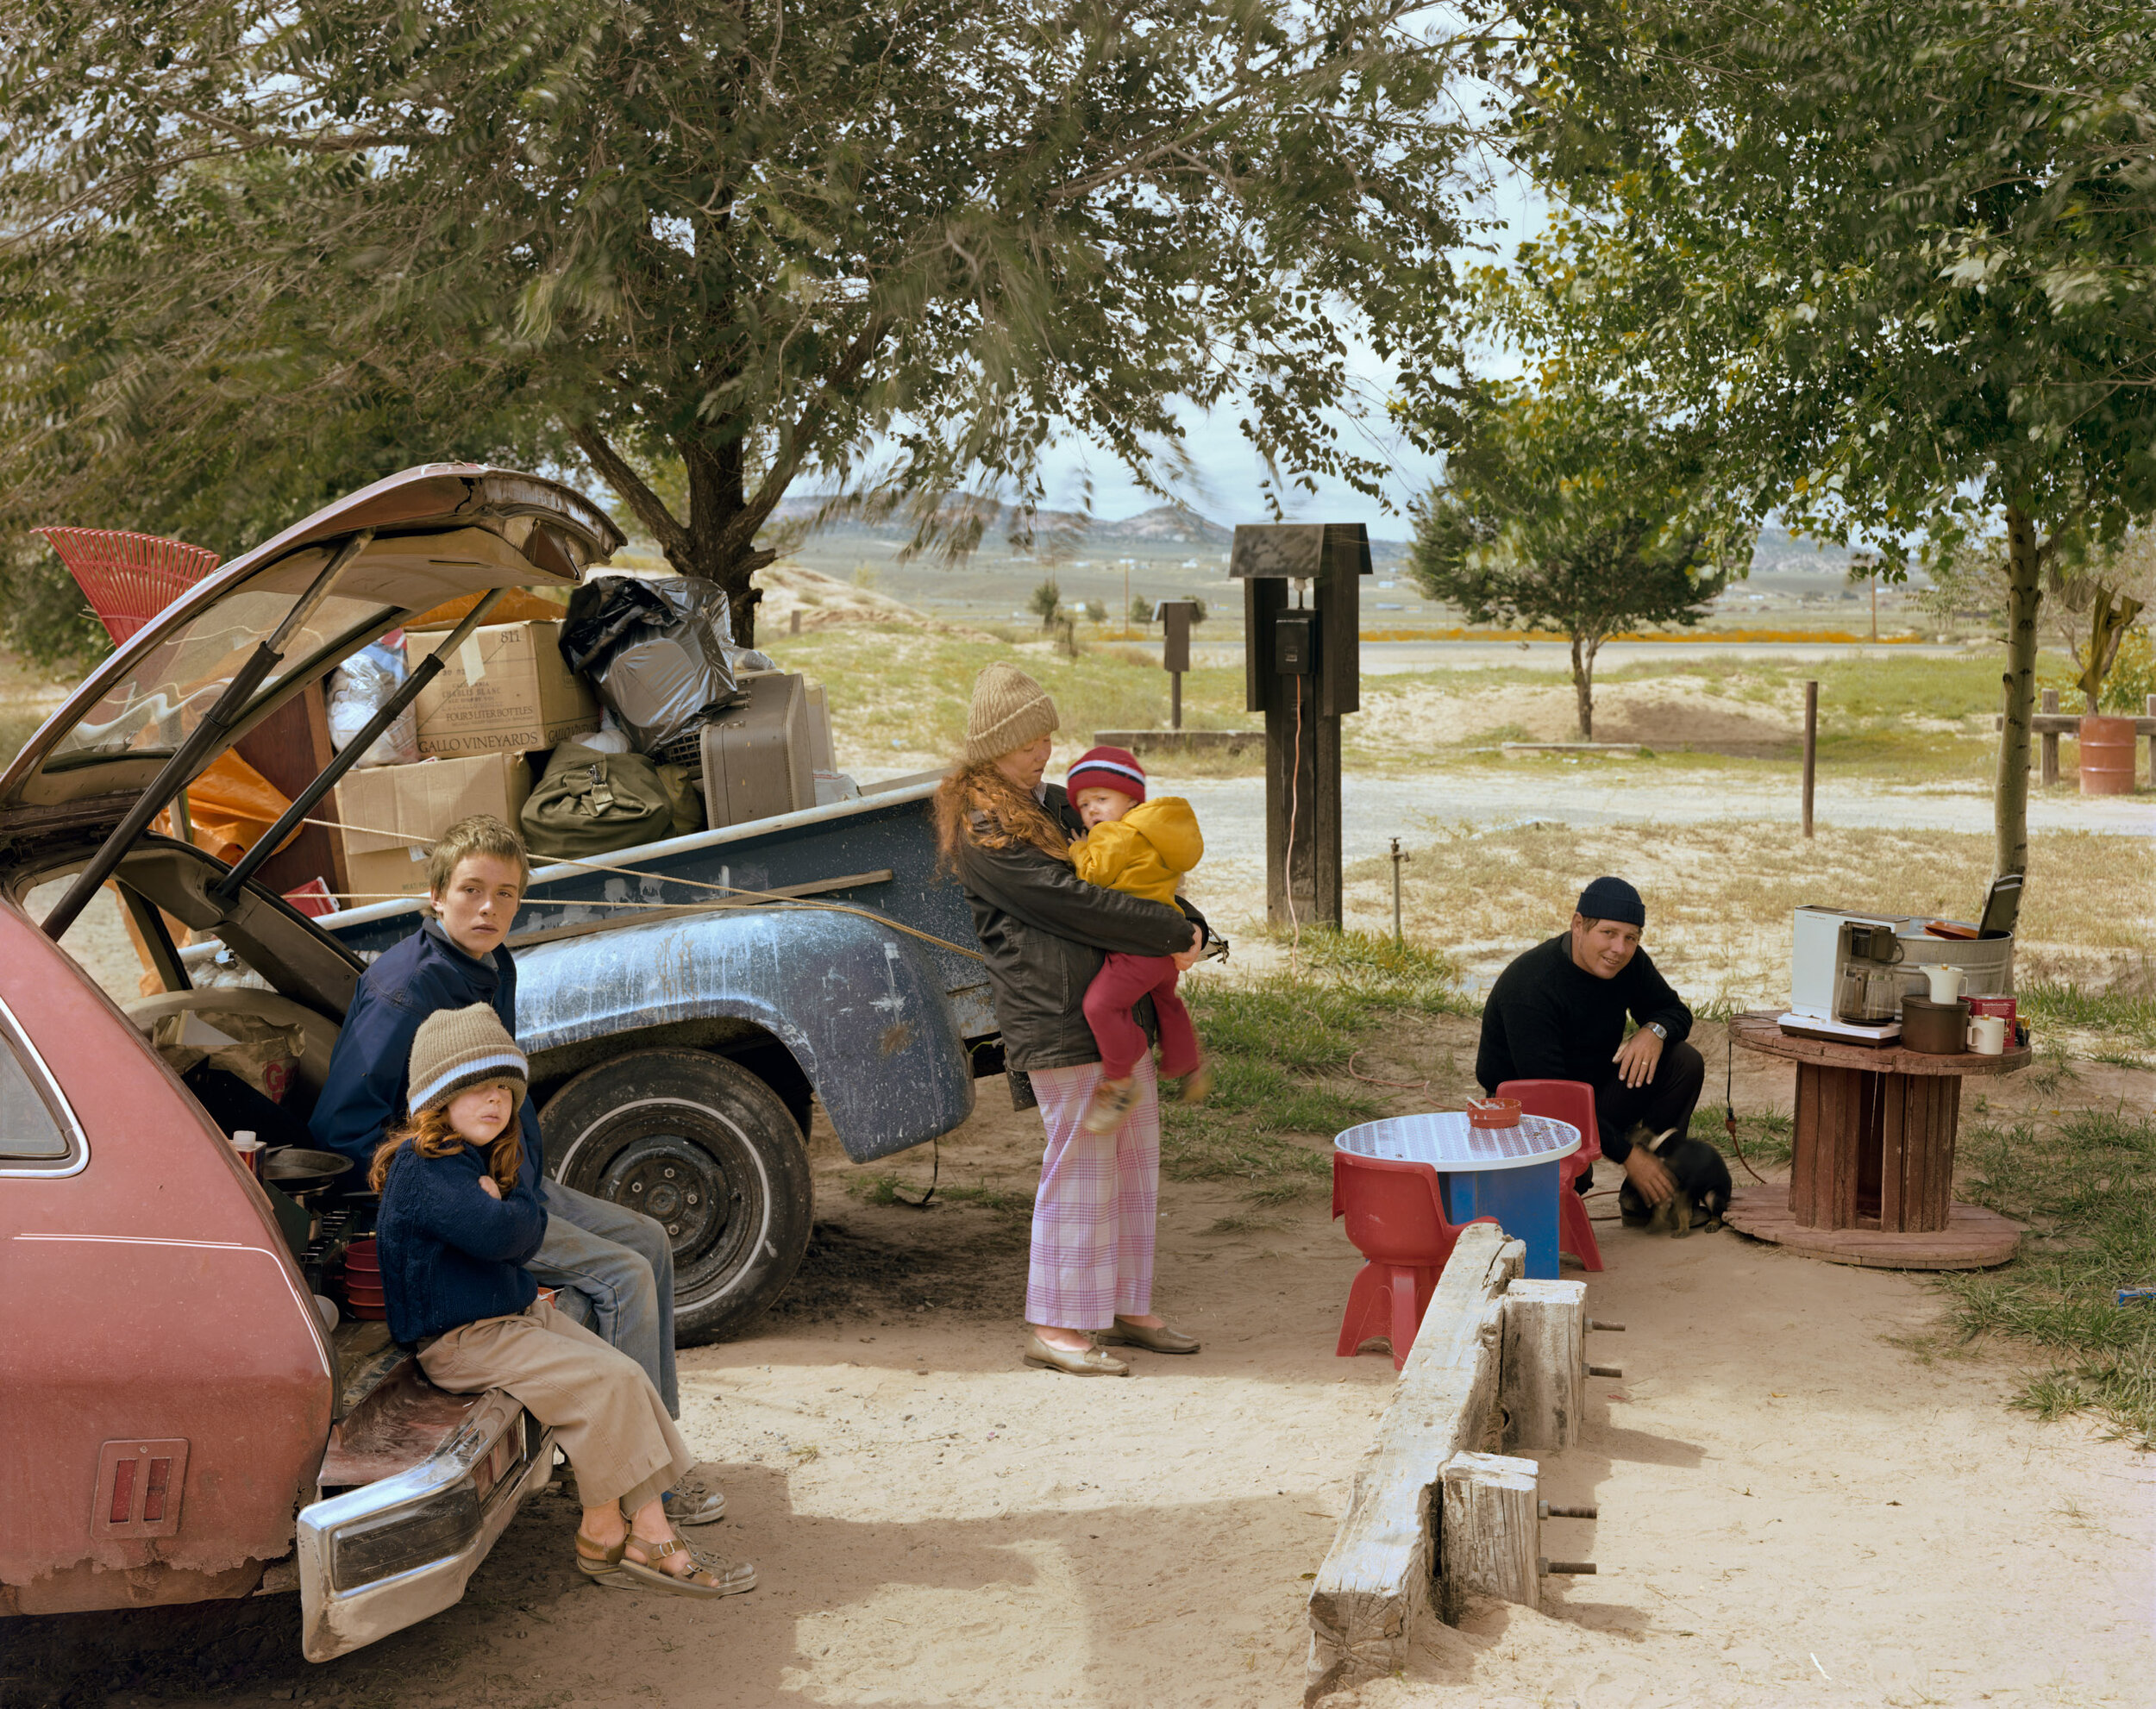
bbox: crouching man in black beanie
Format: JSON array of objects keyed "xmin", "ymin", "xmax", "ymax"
[{"xmin": 1474, "ymin": 876, "xmax": 1705, "ymax": 1211}]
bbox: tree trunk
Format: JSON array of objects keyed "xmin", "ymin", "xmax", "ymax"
[
  {"xmin": 1569, "ymin": 632, "xmax": 1598, "ymax": 739},
  {"xmin": 569, "ymin": 423, "xmax": 780, "ymax": 649},
  {"xmin": 1994, "ymin": 505, "xmax": 2044, "ymax": 878}
]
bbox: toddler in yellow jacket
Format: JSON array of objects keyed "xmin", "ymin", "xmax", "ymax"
[{"xmin": 1066, "ymin": 746, "xmax": 1208, "ymax": 1135}]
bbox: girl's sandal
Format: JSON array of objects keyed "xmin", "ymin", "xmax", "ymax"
[
  {"xmin": 616, "ymin": 1534, "xmax": 757, "ymax": 1599},
  {"xmin": 574, "ymin": 1530, "xmax": 627, "ymax": 1581}
]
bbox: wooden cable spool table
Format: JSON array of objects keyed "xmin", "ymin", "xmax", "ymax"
[{"xmin": 1722, "ymin": 1011, "xmax": 2029, "ymax": 1269}]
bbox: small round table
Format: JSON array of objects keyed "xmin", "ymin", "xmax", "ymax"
[
  {"xmin": 1724, "ymin": 1011, "xmax": 2028, "ymax": 1269},
  {"xmin": 1335, "ymin": 1112, "xmax": 1581, "ymax": 1279}
]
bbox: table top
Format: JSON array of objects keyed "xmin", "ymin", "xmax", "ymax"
[
  {"xmin": 1729, "ymin": 1011, "xmax": 2032, "ymax": 1078},
  {"xmin": 1335, "ymin": 1111, "xmax": 1581, "ymax": 1173}
]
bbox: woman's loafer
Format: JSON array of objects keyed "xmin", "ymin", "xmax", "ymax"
[
  {"xmin": 1097, "ymin": 1316, "xmax": 1200, "ymax": 1355},
  {"xmin": 1022, "ymin": 1332, "xmax": 1131, "ymax": 1376}
]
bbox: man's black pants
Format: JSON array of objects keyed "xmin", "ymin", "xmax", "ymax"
[{"xmin": 1592, "ymin": 1039, "xmax": 1707, "ymax": 1167}]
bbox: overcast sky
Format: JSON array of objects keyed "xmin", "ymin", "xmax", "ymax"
[{"xmin": 1031, "ymin": 170, "xmax": 1545, "ymax": 538}]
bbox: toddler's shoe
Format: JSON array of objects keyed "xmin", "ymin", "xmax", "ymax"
[
  {"xmin": 1081, "ymin": 1074, "xmax": 1139, "ymax": 1135},
  {"xmin": 1175, "ymin": 1064, "xmax": 1212, "ymax": 1105}
]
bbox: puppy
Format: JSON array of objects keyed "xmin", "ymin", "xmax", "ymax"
[{"xmin": 1617, "ymin": 1128, "xmax": 1733, "ymax": 1236}]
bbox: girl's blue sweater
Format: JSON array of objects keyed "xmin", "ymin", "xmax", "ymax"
[{"xmin": 376, "ymin": 1133, "xmax": 546, "ymax": 1345}]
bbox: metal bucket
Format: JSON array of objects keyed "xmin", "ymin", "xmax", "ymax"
[{"xmin": 2079, "ymin": 714, "xmax": 2137, "ymax": 795}]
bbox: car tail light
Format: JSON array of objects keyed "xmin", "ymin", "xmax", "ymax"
[{"xmin": 93, "ymin": 1440, "xmax": 189, "ymax": 1538}]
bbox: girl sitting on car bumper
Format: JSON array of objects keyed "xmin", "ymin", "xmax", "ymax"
[{"xmin": 372, "ymin": 1003, "xmax": 753, "ymax": 1598}]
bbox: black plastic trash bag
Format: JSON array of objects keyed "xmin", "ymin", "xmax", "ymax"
[{"xmin": 559, "ymin": 575, "xmax": 775, "ymax": 754}]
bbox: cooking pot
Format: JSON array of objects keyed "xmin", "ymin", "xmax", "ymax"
[{"xmin": 261, "ymin": 1147, "xmax": 354, "ymax": 1198}]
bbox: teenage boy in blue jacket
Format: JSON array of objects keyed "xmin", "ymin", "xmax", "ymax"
[{"xmin": 312, "ymin": 814, "xmax": 723, "ymax": 1526}]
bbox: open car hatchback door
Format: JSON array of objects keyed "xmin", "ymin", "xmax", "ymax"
[{"xmin": 0, "ymin": 464, "xmax": 623, "ymax": 850}]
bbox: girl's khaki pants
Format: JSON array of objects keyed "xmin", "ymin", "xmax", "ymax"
[{"xmin": 418, "ymin": 1299, "xmax": 691, "ymax": 1513}]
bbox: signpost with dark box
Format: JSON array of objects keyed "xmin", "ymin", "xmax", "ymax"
[
  {"xmin": 1229, "ymin": 523, "xmax": 1370, "ymax": 927},
  {"xmin": 1157, "ymin": 599, "xmax": 1199, "ymax": 729}
]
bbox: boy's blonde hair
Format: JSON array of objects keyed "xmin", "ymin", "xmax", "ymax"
[{"xmin": 425, "ymin": 815, "xmax": 531, "ymax": 913}]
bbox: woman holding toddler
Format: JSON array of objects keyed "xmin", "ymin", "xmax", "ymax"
[{"xmin": 937, "ymin": 663, "xmax": 1213, "ymax": 1377}]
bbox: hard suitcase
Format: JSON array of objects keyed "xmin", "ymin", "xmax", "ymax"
[{"xmin": 699, "ymin": 673, "xmax": 814, "ymax": 829}]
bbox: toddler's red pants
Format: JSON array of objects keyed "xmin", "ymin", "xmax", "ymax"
[{"xmin": 1082, "ymin": 952, "xmax": 1202, "ymax": 1082}]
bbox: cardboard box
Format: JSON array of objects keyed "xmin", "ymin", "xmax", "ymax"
[
  {"xmin": 407, "ymin": 620, "xmax": 599, "ymax": 755},
  {"xmin": 332, "ymin": 753, "xmax": 532, "ymax": 902}
]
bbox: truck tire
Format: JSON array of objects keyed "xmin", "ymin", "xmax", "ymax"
[{"xmin": 539, "ymin": 1049, "xmax": 813, "ymax": 1344}]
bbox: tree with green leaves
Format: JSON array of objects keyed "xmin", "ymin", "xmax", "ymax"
[
  {"xmin": 1407, "ymin": 383, "xmax": 1751, "ymax": 737},
  {"xmin": 0, "ymin": 0, "xmax": 1505, "ymax": 653},
  {"xmin": 1498, "ymin": 0, "xmax": 2156, "ymax": 873}
]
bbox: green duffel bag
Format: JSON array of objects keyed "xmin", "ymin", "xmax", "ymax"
[{"xmin": 521, "ymin": 742, "xmax": 674, "ymax": 860}]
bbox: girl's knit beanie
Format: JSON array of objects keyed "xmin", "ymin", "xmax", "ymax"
[
  {"xmin": 408, "ymin": 1003, "xmax": 528, "ymax": 1118},
  {"xmin": 964, "ymin": 663, "xmax": 1059, "ymax": 765}
]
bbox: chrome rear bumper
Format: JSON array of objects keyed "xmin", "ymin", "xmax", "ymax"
[{"xmin": 297, "ymin": 1388, "xmax": 553, "ymax": 1662}]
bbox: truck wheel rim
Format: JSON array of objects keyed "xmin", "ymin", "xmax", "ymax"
[{"xmin": 559, "ymin": 1096, "xmax": 773, "ymax": 1300}]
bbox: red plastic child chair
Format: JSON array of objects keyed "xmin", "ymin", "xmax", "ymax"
[
  {"xmin": 1495, "ymin": 1078, "xmax": 1603, "ymax": 1272},
  {"xmin": 1332, "ymin": 1149, "xmax": 1499, "ymax": 1369}
]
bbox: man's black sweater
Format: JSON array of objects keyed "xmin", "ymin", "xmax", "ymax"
[{"xmin": 1475, "ymin": 933, "xmax": 1693, "ymax": 1095}]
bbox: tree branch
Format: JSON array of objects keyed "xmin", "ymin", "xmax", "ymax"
[{"xmin": 571, "ymin": 423, "xmax": 691, "ymax": 560}]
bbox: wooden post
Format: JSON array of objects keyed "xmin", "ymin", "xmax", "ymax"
[
  {"xmin": 2145, "ymin": 694, "xmax": 2154, "ymax": 786},
  {"xmin": 789, "ymin": 609, "xmax": 802, "ymax": 635},
  {"xmin": 1500, "ymin": 1279, "xmax": 1586, "ymax": 1453},
  {"xmin": 1232, "ymin": 525, "xmax": 1368, "ymax": 930},
  {"xmin": 1438, "ymin": 1452, "xmax": 1541, "ymax": 1623},
  {"xmin": 1159, "ymin": 599, "xmax": 1195, "ymax": 733},
  {"xmin": 1304, "ymin": 1226, "xmax": 1522, "ymax": 1700},
  {"xmin": 1802, "ymin": 679, "xmax": 1818, "ymax": 837},
  {"xmin": 2040, "ymin": 687, "xmax": 2059, "ymax": 786}
]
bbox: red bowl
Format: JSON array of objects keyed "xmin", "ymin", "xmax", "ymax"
[
  {"xmin": 343, "ymin": 1285, "xmax": 386, "ymax": 1307},
  {"xmin": 1466, "ymin": 1097, "xmax": 1522, "ymax": 1130},
  {"xmin": 342, "ymin": 1254, "xmax": 380, "ymax": 1275},
  {"xmin": 348, "ymin": 1302, "xmax": 388, "ymax": 1321}
]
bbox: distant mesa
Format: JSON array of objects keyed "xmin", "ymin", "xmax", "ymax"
[{"xmin": 762, "ymin": 497, "xmax": 1231, "ymax": 550}]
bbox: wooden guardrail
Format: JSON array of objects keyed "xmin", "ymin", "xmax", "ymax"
[
  {"xmin": 1303, "ymin": 1230, "xmax": 1617, "ymax": 1701},
  {"xmin": 1991, "ymin": 691, "xmax": 2155, "ymax": 786}
]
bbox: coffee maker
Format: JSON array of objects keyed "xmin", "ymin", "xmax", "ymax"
[{"xmin": 1786, "ymin": 908, "xmax": 1906, "ymax": 1044}]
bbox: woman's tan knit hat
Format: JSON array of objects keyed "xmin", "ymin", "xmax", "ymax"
[
  {"xmin": 964, "ymin": 663, "xmax": 1059, "ymax": 764},
  {"xmin": 408, "ymin": 1003, "xmax": 528, "ymax": 1118}
]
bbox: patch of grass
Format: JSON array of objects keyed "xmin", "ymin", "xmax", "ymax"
[
  {"xmin": 1161, "ymin": 935, "xmax": 1470, "ymax": 1202},
  {"xmin": 845, "ymin": 1174, "xmax": 1031, "ymax": 1214},
  {"xmin": 1349, "ymin": 820, "xmax": 2153, "ymax": 1008},
  {"xmin": 1706, "ymin": 1109, "xmax": 1794, "ymax": 1170},
  {"xmin": 1204, "ymin": 1212, "xmax": 1290, "ymax": 1236},
  {"xmin": 2021, "ymin": 981, "xmax": 2156, "ymax": 1052},
  {"xmin": 1937, "ymin": 1105, "xmax": 2156, "ymax": 1449},
  {"xmin": 759, "ymin": 622, "xmax": 1255, "ymax": 766}
]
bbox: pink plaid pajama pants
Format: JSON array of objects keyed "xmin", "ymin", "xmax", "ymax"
[{"xmin": 1024, "ymin": 1055, "xmax": 1159, "ymax": 1331}]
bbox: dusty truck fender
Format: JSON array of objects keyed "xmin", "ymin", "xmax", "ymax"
[{"xmin": 511, "ymin": 907, "xmax": 975, "ymax": 1163}]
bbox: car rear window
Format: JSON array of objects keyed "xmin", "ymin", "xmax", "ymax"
[{"xmin": 0, "ymin": 1017, "xmax": 72, "ymax": 1161}]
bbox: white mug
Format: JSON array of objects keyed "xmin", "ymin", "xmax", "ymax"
[
  {"xmin": 1968, "ymin": 1013, "xmax": 2007, "ymax": 1055},
  {"xmin": 1922, "ymin": 963, "xmax": 1967, "ymax": 1004}
]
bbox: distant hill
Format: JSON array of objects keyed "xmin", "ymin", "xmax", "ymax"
[
  {"xmin": 763, "ymin": 495, "xmax": 1380, "ymax": 552},
  {"xmin": 1751, "ymin": 526, "xmax": 1855, "ymax": 575}
]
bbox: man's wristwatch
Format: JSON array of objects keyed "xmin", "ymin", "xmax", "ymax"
[{"xmin": 1646, "ymin": 1022, "xmax": 1668, "ymax": 1040}]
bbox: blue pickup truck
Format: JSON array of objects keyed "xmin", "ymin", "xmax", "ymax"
[{"xmin": 317, "ymin": 772, "xmax": 993, "ymax": 1341}]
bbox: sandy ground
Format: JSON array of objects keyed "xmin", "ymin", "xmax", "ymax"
[{"xmin": 16, "ymin": 1025, "xmax": 2152, "ymax": 1709}]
